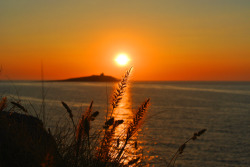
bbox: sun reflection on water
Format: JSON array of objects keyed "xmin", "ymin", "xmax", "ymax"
[{"xmin": 112, "ymin": 86, "xmax": 143, "ymax": 165}]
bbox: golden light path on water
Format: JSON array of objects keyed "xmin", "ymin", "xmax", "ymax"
[{"xmin": 112, "ymin": 86, "xmax": 143, "ymax": 165}]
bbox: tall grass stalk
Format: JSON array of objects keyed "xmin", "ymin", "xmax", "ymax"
[
  {"xmin": 1, "ymin": 67, "xmax": 207, "ymax": 166},
  {"xmin": 166, "ymin": 129, "xmax": 207, "ymax": 167},
  {"xmin": 40, "ymin": 62, "xmax": 46, "ymax": 125},
  {"xmin": 57, "ymin": 67, "xmax": 151, "ymax": 166}
]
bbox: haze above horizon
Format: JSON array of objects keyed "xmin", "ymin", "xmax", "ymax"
[{"xmin": 0, "ymin": 0, "xmax": 250, "ymax": 81}]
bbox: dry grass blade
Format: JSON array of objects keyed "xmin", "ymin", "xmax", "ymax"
[
  {"xmin": 127, "ymin": 98, "xmax": 150, "ymax": 138},
  {"xmin": 167, "ymin": 128, "xmax": 207, "ymax": 167},
  {"xmin": 115, "ymin": 98, "xmax": 150, "ymax": 162},
  {"xmin": 84, "ymin": 117, "xmax": 90, "ymax": 137},
  {"xmin": 192, "ymin": 129, "xmax": 207, "ymax": 140},
  {"xmin": 101, "ymin": 127, "xmax": 116, "ymax": 160},
  {"xmin": 197, "ymin": 129, "xmax": 207, "ymax": 136},
  {"xmin": 76, "ymin": 101, "xmax": 95, "ymax": 142},
  {"xmin": 98, "ymin": 121, "xmax": 122, "ymax": 161},
  {"xmin": 11, "ymin": 101, "xmax": 27, "ymax": 113},
  {"xmin": 127, "ymin": 157, "xmax": 140, "ymax": 166},
  {"xmin": 116, "ymin": 120, "xmax": 124, "ymax": 125},
  {"xmin": 61, "ymin": 101, "xmax": 73, "ymax": 119},
  {"xmin": 0, "ymin": 97, "xmax": 7, "ymax": 112},
  {"xmin": 74, "ymin": 101, "xmax": 95, "ymax": 167},
  {"xmin": 110, "ymin": 67, "xmax": 132, "ymax": 117},
  {"xmin": 178, "ymin": 144, "xmax": 186, "ymax": 154},
  {"xmin": 105, "ymin": 117, "xmax": 114, "ymax": 126},
  {"xmin": 90, "ymin": 111, "xmax": 99, "ymax": 121},
  {"xmin": 61, "ymin": 101, "xmax": 76, "ymax": 131},
  {"xmin": 134, "ymin": 141, "xmax": 138, "ymax": 149},
  {"xmin": 117, "ymin": 138, "xmax": 120, "ymax": 148},
  {"xmin": 76, "ymin": 114, "xmax": 84, "ymax": 141},
  {"xmin": 85, "ymin": 101, "xmax": 93, "ymax": 120}
]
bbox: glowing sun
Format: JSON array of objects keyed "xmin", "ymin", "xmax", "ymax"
[{"xmin": 115, "ymin": 53, "xmax": 130, "ymax": 66}]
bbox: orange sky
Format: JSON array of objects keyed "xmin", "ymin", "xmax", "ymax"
[{"xmin": 0, "ymin": 1, "xmax": 250, "ymax": 81}]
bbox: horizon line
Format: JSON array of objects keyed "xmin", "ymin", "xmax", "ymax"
[{"xmin": 1, "ymin": 79, "xmax": 250, "ymax": 82}]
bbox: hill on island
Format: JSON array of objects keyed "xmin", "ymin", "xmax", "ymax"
[{"xmin": 60, "ymin": 73, "xmax": 119, "ymax": 82}]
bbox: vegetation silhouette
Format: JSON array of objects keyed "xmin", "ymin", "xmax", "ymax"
[
  {"xmin": 60, "ymin": 73, "xmax": 119, "ymax": 82},
  {"xmin": 0, "ymin": 68, "xmax": 206, "ymax": 166}
]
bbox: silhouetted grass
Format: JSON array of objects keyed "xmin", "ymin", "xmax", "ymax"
[
  {"xmin": 166, "ymin": 129, "xmax": 207, "ymax": 167},
  {"xmin": 55, "ymin": 68, "xmax": 150, "ymax": 166},
  {"xmin": 0, "ymin": 68, "xmax": 207, "ymax": 167}
]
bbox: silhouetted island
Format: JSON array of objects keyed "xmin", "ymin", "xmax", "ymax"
[{"xmin": 60, "ymin": 73, "xmax": 119, "ymax": 82}]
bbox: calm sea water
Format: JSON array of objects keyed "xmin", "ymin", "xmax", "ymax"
[{"xmin": 0, "ymin": 81, "xmax": 249, "ymax": 166}]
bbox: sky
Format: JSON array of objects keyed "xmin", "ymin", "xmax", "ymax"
[{"xmin": 0, "ymin": 0, "xmax": 250, "ymax": 81}]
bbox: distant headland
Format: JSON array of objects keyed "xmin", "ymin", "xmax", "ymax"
[{"xmin": 59, "ymin": 73, "xmax": 119, "ymax": 82}]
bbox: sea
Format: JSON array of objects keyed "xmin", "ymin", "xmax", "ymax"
[{"xmin": 0, "ymin": 81, "xmax": 249, "ymax": 167}]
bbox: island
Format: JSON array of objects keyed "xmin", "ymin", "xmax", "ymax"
[{"xmin": 59, "ymin": 73, "xmax": 119, "ymax": 82}]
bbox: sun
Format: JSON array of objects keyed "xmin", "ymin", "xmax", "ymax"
[{"xmin": 115, "ymin": 53, "xmax": 130, "ymax": 66}]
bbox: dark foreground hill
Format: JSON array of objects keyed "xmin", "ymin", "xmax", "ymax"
[{"xmin": 60, "ymin": 73, "xmax": 119, "ymax": 82}]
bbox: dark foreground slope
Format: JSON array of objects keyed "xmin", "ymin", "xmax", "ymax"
[{"xmin": 0, "ymin": 111, "xmax": 63, "ymax": 167}]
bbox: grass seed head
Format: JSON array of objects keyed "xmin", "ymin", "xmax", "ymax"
[
  {"xmin": 61, "ymin": 101, "xmax": 73, "ymax": 119},
  {"xmin": 11, "ymin": 101, "xmax": 27, "ymax": 113}
]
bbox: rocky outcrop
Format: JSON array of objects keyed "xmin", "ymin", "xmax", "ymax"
[
  {"xmin": 0, "ymin": 111, "xmax": 63, "ymax": 167},
  {"xmin": 61, "ymin": 73, "xmax": 119, "ymax": 82}
]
